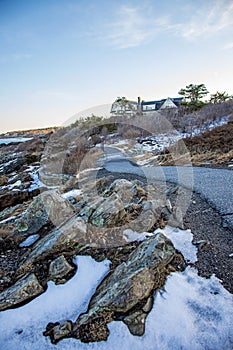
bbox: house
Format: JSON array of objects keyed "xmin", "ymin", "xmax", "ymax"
[
  {"xmin": 141, "ymin": 97, "xmax": 183, "ymax": 112},
  {"xmin": 111, "ymin": 96, "xmax": 183, "ymax": 115},
  {"xmin": 110, "ymin": 98, "xmax": 138, "ymax": 116}
]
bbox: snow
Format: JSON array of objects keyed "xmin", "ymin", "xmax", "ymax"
[
  {"xmin": 19, "ymin": 234, "xmax": 40, "ymax": 247},
  {"xmin": 0, "ymin": 224, "xmax": 232, "ymax": 350},
  {"xmin": 123, "ymin": 226, "xmax": 197, "ymax": 264},
  {"xmin": 0, "ymin": 256, "xmax": 111, "ymax": 350},
  {"xmin": 27, "ymin": 167, "xmax": 44, "ymax": 191},
  {"xmin": 123, "ymin": 229, "xmax": 154, "ymax": 242},
  {"xmin": 76, "ymin": 167, "xmax": 102, "ymax": 179},
  {"xmin": 0, "ymin": 253, "xmax": 232, "ymax": 350},
  {"xmin": 154, "ymin": 226, "xmax": 197, "ymax": 263},
  {"xmin": 8, "ymin": 180, "xmax": 22, "ymax": 189},
  {"xmin": 0, "ymin": 137, "xmax": 32, "ymax": 145},
  {"xmin": 0, "ymin": 215, "xmax": 16, "ymax": 224},
  {"xmin": 7, "ymin": 174, "xmax": 18, "ymax": 183},
  {"xmin": 61, "ymin": 189, "xmax": 82, "ymax": 199}
]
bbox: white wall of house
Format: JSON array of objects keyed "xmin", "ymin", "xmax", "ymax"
[{"xmin": 160, "ymin": 98, "xmax": 177, "ymax": 109}]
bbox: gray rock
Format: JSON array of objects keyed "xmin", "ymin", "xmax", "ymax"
[
  {"xmin": 0, "ymin": 273, "xmax": 44, "ymax": 311},
  {"xmin": 48, "ymin": 255, "xmax": 75, "ymax": 284},
  {"xmin": 14, "ymin": 190, "xmax": 75, "ymax": 236},
  {"xmin": 89, "ymin": 192, "xmax": 126, "ymax": 227},
  {"xmin": 123, "ymin": 310, "xmax": 147, "ymax": 336},
  {"xmin": 44, "ymin": 321, "xmax": 73, "ymax": 343},
  {"xmin": 20, "ymin": 216, "xmax": 87, "ymax": 269},
  {"xmin": 45, "ymin": 233, "xmax": 184, "ymax": 343}
]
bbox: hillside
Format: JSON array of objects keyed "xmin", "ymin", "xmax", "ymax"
[
  {"xmin": 184, "ymin": 120, "xmax": 233, "ymax": 166},
  {"xmin": 157, "ymin": 120, "xmax": 233, "ymax": 167}
]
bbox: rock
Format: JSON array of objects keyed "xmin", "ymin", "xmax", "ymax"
[
  {"xmin": 20, "ymin": 216, "xmax": 87, "ymax": 269},
  {"xmin": 89, "ymin": 193, "xmax": 126, "ymax": 227},
  {"xmin": 142, "ymin": 295, "xmax": 154, "ymax": 313},
  {"xmin": 128, "ymin": 199, "xmax": 164, "ymax": 232},
  {"xmin": 0, "ymin": 188, "xmax": 40, "ymax": 212},
  {"xmin": 44, "ymin": 233, "xmax": 185, "ymax": 343},
  {"xmin": 48, "ymin": 255, "xmax": 75, "ymax": 284},
  {"xmin": 0, "ymin": 157, "xmax": 26, "ymax": 175},
  {"xmin": 44, "ymin": 321, "xmax": 73, "ymax": 343},
  {"xmin": 14, "ymin": 190, "xmax": 75, "ymax": 236},
  {"xmin": 104, "ymin": 179, "xmax": 137, "ymax": 205},
  {"xmin": 0, "ymin": 273, "xmax": 44, "ymax": 311},
  {"xmin": 123, "ymin": 310, "xmax": 147, "ymax": 336},
  {"xmin": 0, "ymin": 175, "xmax": 8, "ymax": 186}
]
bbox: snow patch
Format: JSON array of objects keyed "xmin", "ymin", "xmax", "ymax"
[
  {"xmin": 154, "ymin": 226, "xmax": 197, "ymax": 263},
  {"xmin": 19, "ymin": 234, "xmax": 40, "ymax": 247},
  {"xmin": 0, "ymin": 256, "xmax": 111, "ymax": 350},
  {"xmin": 8, "ymin": 180, "xmax": 22, "ymax": 190},
  {"xmin": 0, "ymin": 215, "xmax": 17, "ymax": 224},
  {"xmin": 123, "ymin": 226, "xmax": 197, "ymax": 264},
  {"xmin": 61, "ymin": 189, "xmax": 82, "ymax": 199},
  {"xmin": 0, "ymin": 138, "xmax": 32, "ymax": 145},
  {"xmin": 123, "ymin": 229, "xmax": 154, "ymax": 242}
]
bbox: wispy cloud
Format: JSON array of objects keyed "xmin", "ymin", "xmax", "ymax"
[
  {"xmin": 178, "ymin": 0, "xmax": 233, "ymax": 40},
  {"xmin": 98, "ymin": 4, "xmax": 179, "ymax": 49},
  {"xmin": 97, "ymin": 0, "xmax": 233, "ymax": 49},
  {"xmin": 105, "ymin": 5, "xmax": 154, "ymax": 49}
]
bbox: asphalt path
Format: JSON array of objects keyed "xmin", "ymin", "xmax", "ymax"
[{"xmin": 101, "ymin": 147, "xmax": 233, "ymax": 228}]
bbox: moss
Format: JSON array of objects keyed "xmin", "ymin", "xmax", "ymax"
[
  {"xmin": 16, "ymin": 221, "xmax": 29, "ymax": 232},
  {"xmin": 35, "ymin": 210, "xmax": 43, "ymax": 217}
]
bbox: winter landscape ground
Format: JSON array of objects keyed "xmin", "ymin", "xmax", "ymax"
[{"xmin": 0, "ymin": 106, "xmax": 233, "ymax": 350}]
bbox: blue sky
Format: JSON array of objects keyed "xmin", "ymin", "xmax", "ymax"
[{"xmin": 1, "ymin": 0, "xmax": 233, "ymax": 132}]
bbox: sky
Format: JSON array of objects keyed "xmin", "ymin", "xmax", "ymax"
[{"xmin": 0, "ymin": 0, "xmax": 233, "ymax": 133}]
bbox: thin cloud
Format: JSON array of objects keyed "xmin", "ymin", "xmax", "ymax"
[
  {"xmin": 177, "ymin": 0, "xmax": 233, "ymax": 40},
  {"xmin": 98, "ymin": 1, "xmax": 233, "ymax": 49},
  {"xmin": 100, "ymin": 5, "xmax": 178, "ymax": 49},
  {"xmin": 106, "ymin": 5, "xmax": 154, "ymax": 49}
]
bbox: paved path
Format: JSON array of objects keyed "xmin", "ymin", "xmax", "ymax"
[{"xmin": 102, "ymin": 149, "xmax": 233, "ymax": 228}]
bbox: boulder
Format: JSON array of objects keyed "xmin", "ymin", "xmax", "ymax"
[
  {"xmin": 44, "ymin": 233, "xmax": 185, "ymax": 343},
  {"xmin": 14, "ymin": 190, "xmax": 75, "ymax": 235},
  {"xmin": 0, "ymin": 273, "xmax": 44, "ymax": 311}
]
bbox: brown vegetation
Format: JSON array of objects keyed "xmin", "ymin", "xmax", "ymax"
[{"xmin": 160, "ymin": 120, "xmax": 233, "ymax": 166}]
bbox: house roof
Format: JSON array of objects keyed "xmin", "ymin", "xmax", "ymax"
[{"xmin": 141, "ymin": 97, "xmax": 182, "ymax": 105}]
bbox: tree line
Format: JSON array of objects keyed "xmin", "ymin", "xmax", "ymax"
[{"xmin": 178, "ymin": 83, "xmax": 231, "ymax": 110}]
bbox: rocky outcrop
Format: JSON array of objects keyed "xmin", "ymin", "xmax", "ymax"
[
  {"xmin": 19, "ymin": 216, "xmax": 87, "ymax": 270},
  {"xmin": 44, "ymin": 233, "xmax": 185, "ymax": 343},
  {"xmin": 0, "ymin": 155, "xmax": 187, "ymax": 345},
  {"xmin": 0, "ymin": 273, "xmax": 44, "ymax": 311},
  {"xmin": 13, "ymin": 190, "xmax": 75, "ymax": 237},
  {"xmin": 0, "ymin": 188, "xmax": 40, "ymax": 212}
]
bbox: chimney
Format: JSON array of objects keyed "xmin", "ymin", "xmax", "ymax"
[{"xmin": 137, "ymin": 96, "xmax": 142, "ymax": 114}]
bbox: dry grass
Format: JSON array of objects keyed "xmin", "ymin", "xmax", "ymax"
[{"xmin": 160, "ymin": 121, "xmax": 233, "ymax": 166}]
